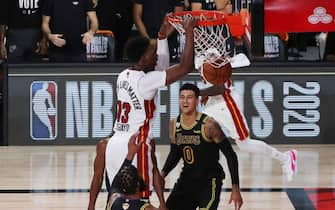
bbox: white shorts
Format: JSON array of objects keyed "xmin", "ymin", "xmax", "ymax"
[
  {"xmin": 202, "ymin": 87, "xmax": 250, "ymax": 141},
  {"xmin": 105, "ymin": 132, "xmax": 153, "ymax": 196}
]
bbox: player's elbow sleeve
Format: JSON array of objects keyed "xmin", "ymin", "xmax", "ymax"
[
  {"xmin": 162, "ymin": 144, "xmax": 180, "ymax": 176},
  {"xmin": 218, "ymin": 141, "xmax": 240, "ymax": 185}
]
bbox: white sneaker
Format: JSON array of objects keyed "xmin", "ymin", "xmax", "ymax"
[{"xmin": 282, "ymin": 149, "xmax": 298, "ymax": 182}]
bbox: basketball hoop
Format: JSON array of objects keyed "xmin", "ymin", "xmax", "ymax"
[{"xmin": 167, "ymin": 11, "xmax": 232, "ymax": 68}]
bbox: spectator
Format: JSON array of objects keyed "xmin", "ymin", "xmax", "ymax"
[
  {"xmin": 95, "ymin": 0, "xmax": 133, "ymax": 62},
  {"xmin": 184, "ymin": 0, "xmax": 191, "ymax": 11},
  {"xmin": 191, "ymin": 0, "xmax": 234, "ymax": 56},
  {"xmin": 0, "ymin": 0, "xmax": 48, "ymax": 63},
  {"xmin": 324, "ymin": 32, "xmax": 335, "ymax": 61},
  {"xmin": 42, "ymin": 0, "xmax": 98, "ymax": 62},
  {"xmin": 133, "ymin": 0, "xmax": 184, "ymax": 60},
  {"xmin": 191, "ymin": 0, "xmax": 232, "ymax": 13}
]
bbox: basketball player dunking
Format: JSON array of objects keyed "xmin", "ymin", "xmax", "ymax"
[
  {"xmin": 103, "ymin": 17, "xmax": 197, "ymax": 210},
  {"xmin": 199, "ymin": 61, "xmax": 298, "ymax": 182},
  {"xmin": 188, "ymin": 0, "xmax": 297, "ymax": 182}
]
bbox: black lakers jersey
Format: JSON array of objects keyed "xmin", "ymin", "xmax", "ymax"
[
  {"xmin": 174, "ymin": 113, "xmax": 224, "ymax": 179},
  {"xmin": 109, "ymin": 196, "xmax": 149, "ymax": 210}
]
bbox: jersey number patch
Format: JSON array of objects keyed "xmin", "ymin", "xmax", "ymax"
[
  {"xmin": 116, "ymin": 100, "xmax": 131, "ymax": 123},
  {"xmin": 183, "ymin": 146, "xmax": 195, "ymax": 164}
]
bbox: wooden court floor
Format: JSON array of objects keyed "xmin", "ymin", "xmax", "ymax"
[{"xmin": 0, "ymin": 144, "xmax": 334, "ymax": 210}]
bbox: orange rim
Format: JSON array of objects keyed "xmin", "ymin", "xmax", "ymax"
[
  {"xmin": 167, "ymin": 11, "xmax": 227, "ymax": 26},
  {"xmin": 96, "ymin": 30, "xmax": 114, "ymax": 37}
]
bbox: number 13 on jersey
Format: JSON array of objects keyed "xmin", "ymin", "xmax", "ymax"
[{"xmin": 115, "ymin": 100, "xmax": 131, "ymax": 131}]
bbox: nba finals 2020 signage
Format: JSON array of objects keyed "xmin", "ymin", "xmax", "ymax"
[{"xmin": 6, "ymin": 65, "xmax": 335, "ymax": 145}]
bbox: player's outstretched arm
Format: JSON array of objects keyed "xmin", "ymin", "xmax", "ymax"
[
  {"xmin": 161, "ymin": 120, "xmax": 181, "ymax": 178},
  {"xmin": 125, "ymin": 132, "xmax": 141, "ymax": 161},
  {"xmin": 165, "ymin": 17, "xmax": 197, "ymax": 85},
  {"xmin": 154, "ymin": 17, "xmax": 172, "ymax": 71},
  {"xmin": 88, "ymin": 139, "xmax": 108, "ymax": 210},
  {"xmin": 204, "ymin": 118, "xmax": 243, "ymax": 210}
]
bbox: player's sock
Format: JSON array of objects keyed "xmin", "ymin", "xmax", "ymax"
[{"xmin": 235, "ymin": 138, "xmax": 289, "ymax": 163}]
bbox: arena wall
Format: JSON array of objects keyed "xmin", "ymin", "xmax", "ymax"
[{"xmin": 3, "ymin": 62, "xmax": 335, "ymax": 145}]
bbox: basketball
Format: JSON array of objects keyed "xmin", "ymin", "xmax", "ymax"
[{"xmin": 202, "ymin": 62, "xmax": 232, "ymax": 85}]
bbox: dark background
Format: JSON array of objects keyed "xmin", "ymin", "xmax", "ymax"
[{"xmin": 4, "ymin": 62, "xmax": 335, "ymax": 145}]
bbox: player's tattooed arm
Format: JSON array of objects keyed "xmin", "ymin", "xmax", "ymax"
[
  {"xmin": 199, "ymin": 85, "xmax": 225, "ymax": 97},
  {"xmin": 205, "ymin": 118, "xmax": 243, "ymax": 209},
  {"xmin": 205, "ymin": 117, "xmax": 240, "ymax": 185},
  {"xmin": 204, "ymin": 117, "xmax": 227, "ymax": 143}
]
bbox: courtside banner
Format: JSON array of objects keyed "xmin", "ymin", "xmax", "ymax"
[
  {"xmin": 6, "ymin": 63, "xmax": 335, "ymax": 145},
  {"xmin": 264, "ymin": 0, "xmax": 335, "ymax": 33}
]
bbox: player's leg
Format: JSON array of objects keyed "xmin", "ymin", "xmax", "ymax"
[
  {"xmin": 166, "ymin": 179, "xmax": 197, "ymax": 210},
  {"xmin": 134, "ymin": 138, "xmax": 153, "ymax": 199},
  {"xmin": 105, "ymin": 171, "xmax": 111, "ymax": 193},
  {"xmin": 235, "ymin": 138, "xmax": 288, "ymax": 161},
  {"xmin": 105, "ymin": 133, "xmax": 131, "ymax": 188},
  {"xmin": 204, "ymin": 88, "xmax": 297, "ymax": 180},
  {"xmin": 235, "ymin": 138, "xmax": 299, "ymax": 182},
  {"xmin": 197, "ymin": 177, "xmax": 223, "ymax": 210},
  {"xmin": 226, "ymin": 89, "xmax": 297, "ymax": 181}
]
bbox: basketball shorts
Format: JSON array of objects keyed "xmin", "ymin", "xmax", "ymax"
[
  {"xmin": 105, "ymin": 132, "xmax": 153, "ymax": 196},
  {"xmin": 202, "ymin": 87, "xmax": 250, "ymax": 141},
  {"xmin": 166, "ymin": 176, "xmax": 223, "ymax": 210}
]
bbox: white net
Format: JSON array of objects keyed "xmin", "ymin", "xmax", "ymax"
[{"xmin": 168, "ymin": 12, "xmax": 231, "ymax": 68}]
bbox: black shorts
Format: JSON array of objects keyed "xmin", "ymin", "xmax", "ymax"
[{"xmin": 166, "ymin": 176, "xmax": 223, "ymax": 210}]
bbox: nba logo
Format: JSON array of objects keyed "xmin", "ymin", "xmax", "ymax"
[{"xmin": 30, "ymin": 81, "xmax": 57, "ymax": 140}]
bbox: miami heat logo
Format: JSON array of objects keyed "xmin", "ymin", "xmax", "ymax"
[{"xmin": 30, "ymin": 81, "xmax": 57, "ymax": 140}]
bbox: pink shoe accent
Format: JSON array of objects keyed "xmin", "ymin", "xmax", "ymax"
[
  {"xmin": 291, "ymin": 150, "xmax": 297, "ymax": 161},
  {"xmin": 290, "ymin": 150, "xmax": 297, "ymax": 172},
  {"xmin": 291, "ymin": 161, "xmax": 295, "ymax": 172}
]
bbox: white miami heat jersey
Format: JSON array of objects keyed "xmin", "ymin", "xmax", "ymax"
[
  {"xmin": 106, "ymin": 39, "xmax": 169, "ymax": 199},
  {"xmin": 113, "ymin": 69, "xmax": 166, "ymax": 139}
]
